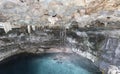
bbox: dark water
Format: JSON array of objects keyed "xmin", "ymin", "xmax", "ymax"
[{"xmin": 0, "ymin": 53, "xmax": 102, "ymax": 74}]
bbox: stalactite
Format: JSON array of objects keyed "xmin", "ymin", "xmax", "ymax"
[
  {"xmin": 27, "ymin": 25, "xmax": 31, "ymax": 33},
  {"xmin": 31, "ymin": 25, "xmax": 35, "ymax": 31},
  {"xmin": 0, "ymin": 22, "xmax": 12, "ymax": 33}
]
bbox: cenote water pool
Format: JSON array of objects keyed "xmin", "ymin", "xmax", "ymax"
[{"xmin": 0, "ymin": 53, "xmax": 102, "ymax": 74}]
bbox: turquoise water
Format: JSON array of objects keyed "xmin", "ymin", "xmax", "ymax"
[{"xmin": 0, "ymin": 53, "xmax": 101, "ymax": 74}]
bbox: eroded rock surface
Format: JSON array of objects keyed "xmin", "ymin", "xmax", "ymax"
[
  {"xmin": 0, "ymin": 0, "xmax": 119, "ymax": 28},
  {"xmin": 0, "ymin": 0, "xmax": 120, "ymax": 74}
]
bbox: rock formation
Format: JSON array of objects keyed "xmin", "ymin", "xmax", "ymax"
[{"xmin": 0, "ymin": 0, "xmax": 120, "ymax": 74}]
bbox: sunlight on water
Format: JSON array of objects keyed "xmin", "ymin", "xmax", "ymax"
[
  {"xmin": 31, "ymin": 57, "xmax": 91, "ymax": 74},
  {"xmin": 0, "ymin": 53, "xmax": 101, "ymax": 74}
]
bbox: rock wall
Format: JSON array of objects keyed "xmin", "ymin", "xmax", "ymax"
[
  {"xmin": 0, "ymin": 0, "xmax": 120, "ymax": 26},
  {"xmin": 0, "ymin": 0, "xmax": 120, "ymax": 74},
  {"xmin": 67, "ymin": 30, "xmax": 120, "ymax": 74},
  {"xmin": 0, "ymin": 25, "xmax": 120, "ymax": 74}
]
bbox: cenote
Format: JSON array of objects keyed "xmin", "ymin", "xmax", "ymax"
[{"xmin": 0, "ymin": 53, "xmax": 102, "ymax": 74}]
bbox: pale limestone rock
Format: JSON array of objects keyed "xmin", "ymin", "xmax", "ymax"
[
  {"xmin": 25, "ymin": 15, "xmax": 31, "ymax": 24},
  {"xmin": 115, "ymin": 43, "xmax": 120, "ymax": 58},
  {"xmin": 73, "ymin": 0, "xmax": 86, "ymax": 6},
  {"xmin": 48, "ymin": 16, "xmax": 59, "ymax": 25},
  {"xmin": 76, "ymin": 31, "xmax": 88, "ymax": 37},
  {"xmin": 0, "ymin": 14, "xmax": 8, "ymax": 22},
  {"xmin": 3, "ymin": 1, "xmax": 16, "ymax": 9},
  {"xmin": 31, "ymin": 25, "xmax": 36, "ymax": 31},
  {"xmin": 0, "ymin": 22, "xmax": 12, "ymax": 33},
  {"xmin": 27, "ymin": 25, "xmax": 36, "ymax": 33},
  {"xmin": 0, "ymin": 0, "xmax": 119, "ymax": 28},
  {"xmin": 27, "ymin": 25, "xmax": 31, "ymax": 33},
  {"xmin": 76, "ymin": 15, "xmax": 94, "ymax": 27},
  {"xmin": 108, "ymin": 65, "xmax": 120, "ymax": 74},
  {"xmin": 72, "ymin": 12, "xmax": 81, "ymax": 21}
]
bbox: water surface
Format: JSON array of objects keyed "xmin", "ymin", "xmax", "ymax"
[{"xmin": 0, "ymin": 53, "xmax": 102, "ymax": 74}]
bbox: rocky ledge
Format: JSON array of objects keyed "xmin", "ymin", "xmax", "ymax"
[
  {"xmin": 0, "ymin": 0, "xmax": 120, "ymax": 33},
  {"xmin": 0, "ymin": 26, "xmax": 120, "ymax": 74},
  {"xmin": 0, "ymin": 0, "xmax": 120, "ymax": 74}
]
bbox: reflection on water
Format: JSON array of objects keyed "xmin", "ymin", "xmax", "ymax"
[{"xmin": 0, "ymin": 53, "xmax": 102, "ymax": 74}]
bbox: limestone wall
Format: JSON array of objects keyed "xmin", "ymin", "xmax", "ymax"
[{"xmin": 0, "ymin": 0, "xmax": 119, "ymax": 24}]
